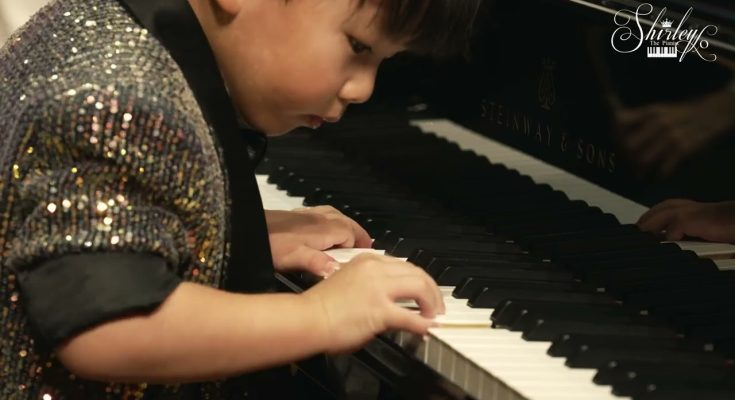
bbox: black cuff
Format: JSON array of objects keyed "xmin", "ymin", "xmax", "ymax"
[{"xmin": 17, "ymin": 252, "xmax": 181, "ymax": 348}]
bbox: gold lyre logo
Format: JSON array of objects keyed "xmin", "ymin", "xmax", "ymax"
[{"xmin": 538, "ymin": 58, "xmax": 557, "ymax": 111}]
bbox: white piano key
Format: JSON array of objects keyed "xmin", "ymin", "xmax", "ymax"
[
  {"xmin": 256, "ymin": 174, "xmax": 305, "ymax": 210},
  {"xmin": 673, "ymin": 240, "xmax": 735, "ymax": 258},
  {"xmin": 323, "ymin": 247, "xmax": 386, "ymax": 263},
  {"xmin": 432, "ymin": 328, "xmax": 621, "ymax": 400},
  {"xmin": 715, "ymin": 258, "xmax": 735, "ymax": 271},
  {"xmin": 399, "ymin": 283, "xmax": 615, "ymax": 398}
]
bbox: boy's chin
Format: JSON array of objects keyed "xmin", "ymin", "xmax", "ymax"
[
  {"xmin": 245, "ymin": 118, "xmax": 291, "ymax": 137},
  {"xmin": 262, "ymin": 118, "xmax": 317, "ymax": 136},
  {"xmin": 262, "ymin": 123, "xmax": 297, "ymax": 137}
]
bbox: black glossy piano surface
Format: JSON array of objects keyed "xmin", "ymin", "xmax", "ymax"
[{"xmin": 264, "ymin": 1, "xmax": 735, "ymax": 399}]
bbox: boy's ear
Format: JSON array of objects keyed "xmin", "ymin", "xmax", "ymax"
[{"xmin": 212, "ymin": 0, "xmax": 243, "ymax": 17}]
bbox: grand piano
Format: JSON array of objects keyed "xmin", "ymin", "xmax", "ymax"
[{"xmin": 256, "ymin": 0, "xmax": 735, "ymax": 399}]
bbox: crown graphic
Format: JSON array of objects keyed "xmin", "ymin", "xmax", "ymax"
[{"xmin": 661, "ymin": 18, "xmax": 675, "ymax": 28}]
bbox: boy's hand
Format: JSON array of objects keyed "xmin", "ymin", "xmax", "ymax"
[
  {"xmin": 303, "ymin": 254, "xmax": 445, "ymax": 354},
  {"xmin": 265, "ymin": 207, "xmax": 372, "ymax": 276},
  {"xmin": 637, "ymin": 199, "xmax": 735, "ymax": 243}
]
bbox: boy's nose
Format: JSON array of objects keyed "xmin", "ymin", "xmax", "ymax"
[{"xmin": 338, "ymin": 68, "xmax": 376, "ymax": 105}]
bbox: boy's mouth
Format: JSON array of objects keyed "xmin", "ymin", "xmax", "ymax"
[{"xmin": 306, "ymin": 115, "xmax": 325, "ymax": 129}]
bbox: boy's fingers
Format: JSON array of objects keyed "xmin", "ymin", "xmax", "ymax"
[
  {"xmin": 381, "ymin": 260, "xmax": 444, "ymax": 313},
  {"xmin": 281, "ymin": 246, "xmax": 336, "ymax": 276},
  {"xmin": 349, "ymin": 219, "xmax": 373, "ymax": 248},
  {"xmin": 387, "ymin": 275, "xmax": 442, "ymax": 319},
  {"xmin": 307, "ymin": 206, "xmax": 371, "ymax": 249},
  {"xmin": 387, "ymin": 307, "xmax": 435, "ymax": 336},
  {"xmin": 350, "ymin": 255, "xmax": 444, "ymax": 315},
  {"xmin": 328, "ymin": 214, "xmax": 371, "ymax": 249}
]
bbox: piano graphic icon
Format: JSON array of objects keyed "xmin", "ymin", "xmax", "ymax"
[{"xmin": 647, "ymin": 46, "xmax": 678, "ymax": 58}]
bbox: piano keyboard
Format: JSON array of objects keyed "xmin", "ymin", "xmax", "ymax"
[
  {"xmin": 258, "ymin": 179, "xmax": 625, "ymax": 400},
  {"xmin": 646, "ymin": 46, "xmax": 678, "ymax": 58},
  {"xmin": 256, "ymin": 116, "xmax": 735, "ymax": 400}
]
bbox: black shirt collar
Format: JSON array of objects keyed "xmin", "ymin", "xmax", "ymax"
[
  {"xmin": 117, "ymin": 0, "xmax": 275, "ymax": 293},
  {"xmin": 117, "ymin": 0, "xmax": 267, "ymax": 162}
]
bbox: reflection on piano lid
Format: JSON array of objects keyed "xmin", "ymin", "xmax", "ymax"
[{"xmin": 370, "ymin": 0, "xmax": 735, "ymax": 207}]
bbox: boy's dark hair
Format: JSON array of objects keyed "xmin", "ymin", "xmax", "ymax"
[{"xmin": 374, "ymin": 0, "xmax": 483, "ymax": 58}]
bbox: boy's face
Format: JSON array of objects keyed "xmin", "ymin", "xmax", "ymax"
[{"xmin": 206, "ymin": 0, "xmax": 405, "ymax": 136}]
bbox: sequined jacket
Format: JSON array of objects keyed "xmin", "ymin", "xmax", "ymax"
[{"xmin": 0, "ymin": 0, "xmax": 274, "ymax": 398}]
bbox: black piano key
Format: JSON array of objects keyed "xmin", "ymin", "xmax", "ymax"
[
  {"xmin": 604, "ymin": 275, "xmax": 721, "ymax": 303},
  {"xmin": 596, "ymin": 362, "xmax": 735, "ymax": 400},
  {"xmin": 568, "ymin": 252, "xmax": 700, "ymax": 275},
  {"xmin": 469, "ymin": 288, "xmax": 613, "ymax": 309},
  {"xmin": 522, "ymin": 319, "xmax": 677, "ymax": 341},
  {"xmin": 595, "ymin": 362, "xmax": 735, "ymax": 398},
  {"xmin": 555, "ymin": 242, "xmax": 685, "ymax": 265},
  {"xmin": 375, "ymin": 231, "xmax": 507, "ymax": 252},
  {"xmin": 530, "ymin": 233, "xmax": 658, "ymax": 258},
  {"xmin": 269, "ymin": 168, "xmax": 366, "ymax": 186},
  {"xmin": 434, "ymin": 265, "xmax": 573, "ymax": 286},
  {"xmin": 623, "ymin": 277, "xmax": 733, "ymax": 309},
  {"xmin": 523, "ymin": 224, "xmax": 638, "ymax": 244},
  {"xmin": 580, "ymin": 264, "xmax": 711, "ymax": 287},
  {"xmin": 349, "ymin": 209, "xmax": 446, "ymax": 221},
  {"xmin": 304, "ymin": 192, "xmax": 432, "ymax": 212},
  {"xmin": 387, "ymin": 238, "xmax": 523, "ymax": 258},
  {"xmin": 628, "ymin": 385, "xmax": 735, "ymax": 400},
  {"xmin": 408, "ymin": 249, "xmax": 538, "ymax": 268},
  {"xmin": 506, "ymin": 213, "xmax": 619, "ymax": 238},
  {"xmin": 610, "ymin": 275, "xmax": 724, "ymax": 304},
  {"xmin": 423, "ymin": 254, "xmax": 545, "ymax": 273},
  {"xmin": 453, "ymin": 277, "xmax": 584, "ymax": 299},
  {"xmin": 477, "ymin": 198, "xmax": 589, "ymax": 219},
  {"xmin": 594, "ymin": 360, "xmax": 687, "ymax": 385},
  {"xmin": 287, "ymin": 180, "xmax": 397, "ymax": 197},
  {"xmin": 566, "ymin": 345, "xmax": 729, "ymax": 369},
  {"xmin": 425, "ymin": 259, "xmax": 554, "ymax": 280},
  {"xmin": 512, "ymin": 309, "xmax": 647, "ymax": 335},
  {"xmin": 481, "ymin": 201, "xmax": 597, "ymax": 223},
  {"xmin": 548, "ymin": 333, "xmax": 702, "ymax": 358},
  {"xmin": 491, "ymin": 300, "xmax": 624, "ymax": 328},
  {"xmin": 366, "ymin": 219, "xmax": 487, "ymax": 236}
]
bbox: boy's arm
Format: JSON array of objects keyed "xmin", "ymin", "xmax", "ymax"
[
  {"xmin": 57, "ymin": 282, "xmax": 328, "ymax": 383},
  {"xmin": 57, "ymin": 254, "xmax": 443, "ymax": 383}
]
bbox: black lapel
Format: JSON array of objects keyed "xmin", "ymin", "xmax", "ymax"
[{"xmin": 118, "ymin": 0, "xmax": 275, "ymax": 292}]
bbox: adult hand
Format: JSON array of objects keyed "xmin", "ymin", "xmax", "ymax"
[
  {"xmin": 637, "ymin": 199, "xmax": 735, "ymax": 243},
  {"xmin": 616, "ymin": 90, "xmax": 735, "ymax": 178}
]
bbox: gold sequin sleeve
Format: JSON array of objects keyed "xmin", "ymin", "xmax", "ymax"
[{"xmin": 5, "ymin": 84, "xmax": 213, "ymax": 345}]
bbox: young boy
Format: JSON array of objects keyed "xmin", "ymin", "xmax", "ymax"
[{"xmin": 0, "ymin": 0, "xmax": 480, "ymax": 398}]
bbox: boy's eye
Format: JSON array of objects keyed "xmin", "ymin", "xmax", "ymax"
[{"xmin": 347, "ymin": 35, "xmax": 371, "ymax": 55}]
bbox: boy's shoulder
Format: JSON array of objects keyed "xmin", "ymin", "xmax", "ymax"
[{"xmin": 1, "ymin": 0, "xmax": 201, "ymax": 129}]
